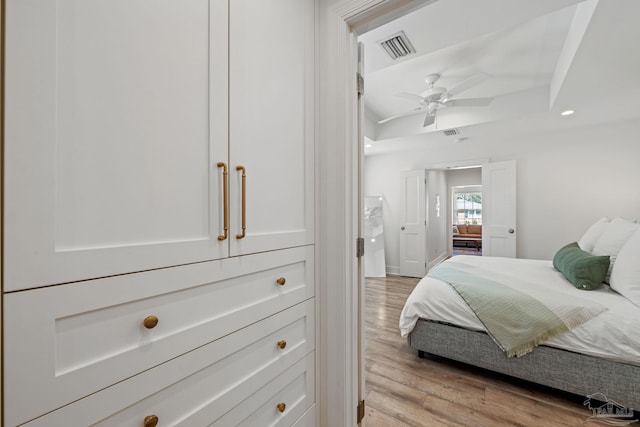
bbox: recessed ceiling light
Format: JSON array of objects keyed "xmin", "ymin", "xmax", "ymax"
[
  {"xmin": 561, "ymin": 110, "xmax": 575, "ymax": 116},
  {"xmin": 365, "ymin": 143, "xmax": 373, "ymax": 148}
]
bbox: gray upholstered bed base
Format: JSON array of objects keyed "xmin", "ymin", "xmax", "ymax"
[{"xmin": 409, "ymin": 319, "xmax": 640, "ymax": 410}]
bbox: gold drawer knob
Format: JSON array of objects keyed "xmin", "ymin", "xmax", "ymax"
[
  {"xmin": 276, "ymin": 277, "xmax": 286, "ymax": 286},
  {"xmin": 277, "ymin": 340, "xmax": 287, "ymax": 349},
  {"xmin": 276, "ymin": 402, "xmax": 286, "ymax": 413},
  {"xmin": 144, "ymin": 414, "xmax": 159, "ymax": 427},
  {"xmin": 143, "ymin": 315, "xmax": 159, "ymax": 329}
]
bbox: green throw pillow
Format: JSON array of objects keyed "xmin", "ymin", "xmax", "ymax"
[{"xmin": 553, "ymin": 242, "xmax": 610, "ymax": 290}]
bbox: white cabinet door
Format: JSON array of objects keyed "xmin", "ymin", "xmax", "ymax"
[
  {"xmin": 228, "ymin": 0, "xmax": 315, "ymax": 256},
  {"xmin": 4, "ymin": 0, "xmax": 229, "ymax": 290}
]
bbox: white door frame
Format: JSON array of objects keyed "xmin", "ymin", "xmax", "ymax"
[{"xmin": 317, "ymin": 0, "xmax": 435, "ymax": 425}]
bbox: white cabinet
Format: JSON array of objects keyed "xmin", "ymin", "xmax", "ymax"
[
  {"xmin": 20, "ymin": 301, "xmax": 315, "ymax": 427},
  {"xmin": 5, "ymin": 0, "xmax": 230, "ymax": 290},
  {"xmin": 3, "ymin": 0, "xmax": 316, "ymax": 425},
  {"xmin": 5, "ymin": 247, "xmax": 313, "ymax": 426},
  {"xmin": 4, "ymin": 0, "xmax": 314, "ymax": 291}
]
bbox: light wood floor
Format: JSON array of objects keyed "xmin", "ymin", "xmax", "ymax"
[{"xmin": 362, "ymin": 275, "xmax": 594, "ymax": 427}]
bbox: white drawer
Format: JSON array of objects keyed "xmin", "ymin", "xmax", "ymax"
[
  {"xmin": 210, "ymin": 352, "xmax": 315, "ymax": 426},
  {"xmin": 22, "ymin": 300, "xmax": 315, "ymax": 426},
  {"xmin": 5, "ymin": 246, "xmax": 314, "ymax": 427},
  {"xmin": 292, "ymin": 404, "xmax": 316, "ymax": 427}
]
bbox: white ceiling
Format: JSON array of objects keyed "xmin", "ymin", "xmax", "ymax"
[{"xmin": 360, "ymin": 0, "xmax": 640, "ymax": 155}]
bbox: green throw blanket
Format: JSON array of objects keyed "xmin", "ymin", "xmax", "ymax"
[{"xmin": 428, "ymin": 262, "xmax": 607, "ymax": 357}]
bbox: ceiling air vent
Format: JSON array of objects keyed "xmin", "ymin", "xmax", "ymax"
[
  {"xmin": 378, "ymin": 31, "xmax": 416, "ymax": 60},
  {"xmin": 443, "ymin": 128, "xmax": 460, "ymax": 136}
]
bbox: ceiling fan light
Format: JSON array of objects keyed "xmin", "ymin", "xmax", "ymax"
[{"xmin": 561, "ymin": 110, "xmax": 575, "ymax": 116}]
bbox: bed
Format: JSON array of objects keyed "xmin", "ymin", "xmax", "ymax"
[{"xmin": 399, "ymin": 218, "xmax": 640, "ymax": 411}]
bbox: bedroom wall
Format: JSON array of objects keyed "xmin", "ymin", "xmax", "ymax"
[
  {"xmin": 426, "ymin": 170, "xmax": 448, "ymax": 269},
  {"xmin": 364, "ymin": 117, "xmax": 640, "ymax": 272},
  {"xmin": 446, "ymin": 167, "xmax": 482, "ymax": 188}
]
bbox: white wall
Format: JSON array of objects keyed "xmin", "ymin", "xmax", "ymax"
[
  {"xmin": 365, "ymin": 117, "xmax": 640, "ymax": 269},
  {"xmin": 446, "ymin": 167, "xmax": 482, "ymax": 188},
  {"xmin": 426, "ymin": 170, "xmax": 448, "ymax": 268}
]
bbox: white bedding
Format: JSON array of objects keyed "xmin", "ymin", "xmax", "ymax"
[{"xmin": 399, "ymin": 255, "xmax": 640, "ymax": 366}]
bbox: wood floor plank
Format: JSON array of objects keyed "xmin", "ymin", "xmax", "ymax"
[
  {"xmin": 363, "ymin": 275, "xmax": 594, "ymax": 426},
  {"xmin": 364, "ymin": 389, "xmax": 456, "ymax": 427}
]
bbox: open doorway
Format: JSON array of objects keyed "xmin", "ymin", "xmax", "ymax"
[
  {"xmin": 451, "ymin": 185, "xmax": 483, "ymax": 256},
  {"xmin": 321, "ymin": 0, "xmax": 623, "ymax": 422}
]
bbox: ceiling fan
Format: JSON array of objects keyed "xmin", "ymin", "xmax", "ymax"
[{"xmin": 378, "ymin": 73, "xmax": 494, "ymax": 127}]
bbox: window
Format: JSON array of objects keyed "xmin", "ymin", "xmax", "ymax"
[{"xmin": 454, "ymin": 192, "xmax": 482, "ymax": 225}]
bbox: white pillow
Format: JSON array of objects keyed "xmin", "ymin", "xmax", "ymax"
[
  {"xmin": 577, "ymin": 217, "xmax": 610, "ymax": 252},
  {"xmin": 609, "ymin": 228, "xmax": 640, "ymax": 307},
  {"xmin": 592, "ymin": 218, "xmax": 640, "ymax": 283}
]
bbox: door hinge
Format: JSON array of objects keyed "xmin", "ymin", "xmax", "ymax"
[
  {"xmin": 357, "ymin": 72, "xmax": 364, "ymax": 96},
  {"xmin": 357, "ymin": 399, "xmax": 366, "ymax": 424},
  {"xmin": 356, "ymin": 237, "xmax": 365, "ymax": 258}
]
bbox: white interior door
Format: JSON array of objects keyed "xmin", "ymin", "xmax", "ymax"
[
  {"xmin": 482, "ymin": 160, "xmax": 517, "ymax": 257},
  {"xmin": 400, "ymin": 170, "xmax": 427, "ymax": 277}
]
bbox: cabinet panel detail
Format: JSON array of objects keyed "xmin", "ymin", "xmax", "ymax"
[
  {"xmin": 55, "ymin": 0, "xmax": 211, "ymax": 250},
  {"xmin": 211, "ymin": 353, "xmax": 315, "ymax": 426}
]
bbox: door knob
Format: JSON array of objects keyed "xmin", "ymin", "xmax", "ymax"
[
  {"xmin": 401, "ymin": 226, "xmax": 405, "ymax": 230},
  {"xmin": 508, "ymin": 228, "xmax": 515, "ymax": 234}
]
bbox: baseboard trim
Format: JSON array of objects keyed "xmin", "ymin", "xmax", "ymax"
[{"xmin": 386, "ymin": 265, "xmax": 400, "ymax": 276}]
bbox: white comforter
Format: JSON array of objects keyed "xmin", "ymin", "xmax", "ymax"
[{"xmin": 399, "ymin": 255, "xmax": 640, "ymax": 366}]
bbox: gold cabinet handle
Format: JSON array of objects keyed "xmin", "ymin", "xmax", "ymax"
[
  {"xmin": 276, "ymin": 277, "xmax": 286, "ymax": 286},
  {"xmin": 144, "ymin": 415, "xmax": 159, "ymax": 427},
  {"xmin": 143, "ymin": 315, "xmax": 159, "ymax": 329},
  {"xmin": 236, "ymin": 165, "xmax": 246, "ymax": 239},
  {"xmin": 277, "ymin": 340, "xmax": 287, "ymax": 349},
  {"xmin": 217, "ymin": 162, "xmax": 229, "ymax": 241},
  {"xmin": 276, "ymin": 402, "xmax": 286, "ymax": 413}
]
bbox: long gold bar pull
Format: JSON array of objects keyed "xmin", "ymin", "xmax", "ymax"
[
  {"xmin": 236, "ymin": 165, "xmax": 246, "ymax": 239},
  {"xmin": 217, "ymin": 162, "xmax": 229, "ymax": 241}
]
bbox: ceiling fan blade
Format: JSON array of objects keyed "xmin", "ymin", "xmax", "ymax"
[
  {"xmin": 445, "ymin": 72, "xmax": 490, "ymax": 97},
  {"xmin": 423, "ymin": 113, "xmax": 435, "ymax": 127},
  {"xmin": 377, "ymin": 107, "xmax": 425, "ymax": 124},
  {"xmin": 444, "ymin": 97, "xmax": 494, "ymax": 107},
  {"xmin": 395, "ymin": 92, "xmax": 425, "ymax": 103}
]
